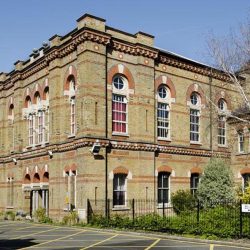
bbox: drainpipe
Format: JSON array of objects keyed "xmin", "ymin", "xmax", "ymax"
[
  {"xmin": 209, "ymin": 76, "xmax": 213, "ymax": 154},
  {"xmin": 153, "ymin": 62, "xmax": 156, "ymax": 202},
  {"xmin": 105, "ymin": 43, "xmax": 108, "ymax": 217}
]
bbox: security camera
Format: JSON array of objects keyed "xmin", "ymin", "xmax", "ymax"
[
  {"xmin": 90, "ymin": 140, "xmax": 101, "ymax": 155},
  {"xmin": 12, "ymin": 158, "xmax": 17, "ymax": 164}
]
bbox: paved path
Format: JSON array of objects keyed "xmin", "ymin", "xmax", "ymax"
[{"xmin": 0, "ymin": 221, "xmax": 250, "ymax": 250}]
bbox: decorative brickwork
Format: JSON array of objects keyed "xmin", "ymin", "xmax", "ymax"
[{"xmin": 0, "ymin": 13, "xmax": 247, "ymax": 221}]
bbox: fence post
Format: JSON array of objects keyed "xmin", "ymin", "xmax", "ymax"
[
  {"xmin": 197, "ymin": 199, "xmax": 200, "ymax": 225},
  {"xmin": 240, "ymin": 199, "xmax": 243, "ymax": 238},
  {"xmin": 107, "ymin": 199, "xmax": 110, "ymax": 221},
  {"xmin": 86, "ymin": 199, "xmax": 90, "ymax": 224},
  {"xmin": 163, "ymin": 199, "xmax": 165, "ymax": 218},
  {"xmin": 132, "ymin": 199, "xmax": 135, "ymax": 223}
]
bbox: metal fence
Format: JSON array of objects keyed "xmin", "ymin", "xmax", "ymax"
[{"xmin": 87, "ymin": 199, "xmax": 250, "ymax": 238}]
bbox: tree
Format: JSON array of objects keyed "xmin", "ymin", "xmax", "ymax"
[
  {"xmin": 207, "ymin": 15, "xmax": 250, "ymax": 114},
  {"xmin": 197, "ymin": 158, "xmax": 235, "ymax": 204}
]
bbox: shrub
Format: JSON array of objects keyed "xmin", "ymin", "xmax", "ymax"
[
  {"xmin": 5, "ymin": 211, "xmax": 15, "ymax": 221},
  {"xmin": 0, "ymin": 212, "xmax": 4, "ymax": 220},
  {"xmin": 34, "ymin": 207, "xmax": 53, "ymax": 223},
  {"xmin": 62, "ymin": 211, "xmax": 78, "ymax": 226},
  {"xmin": 171, "ymin": 190, "xmax": 196, "ymax": 214},
  {"xmin": 197, "ymin": 158, "xmax": 235, "ymax": 205},
  {"xmin": 238, "ymin": 185, "xmax": 250, "ymax": 203}
]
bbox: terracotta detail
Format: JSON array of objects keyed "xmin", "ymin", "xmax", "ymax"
[
  {"xmin": 214, "ymin": 93, "xmax": 232, "ymax": 110},
  {"xmin": 24, "ymin": 174, "xmax": 31, "ymax": 184},
  {"xmin": 190, "ymin": 166, "xmax": 202, "ymax": 174},
  {"xmin": 157, "ymin": 165, "xmax": 172, "ymax": 173},
  {"xmin": 113, "ymin": 166, "xmax": 129, "ymax": 175},
  {"xmin": 107, "ymin": 64, "xmax": 135, "ymax": 89},
  {"xmin": 240, "ymin": 168, "xmax": 250, "ymax": 175},
  {"xmin": 155, "ymin": 75, "xmax": 176, "ymax": 98},
  {"xmin": 63, "ymin": 65, "xmax": 77, "ymax": 91},
  {"xmin": 32, "ymin": 173, "xmax": 40, "ymax": 183},
  {"xmin": 186, "ymin": 83, "xmax": 206, "ymax": 105}
]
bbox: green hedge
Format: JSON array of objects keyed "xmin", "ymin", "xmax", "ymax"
[{"xmin": 88, "ymin": 204, "xmax": 247, "ymax": 238}]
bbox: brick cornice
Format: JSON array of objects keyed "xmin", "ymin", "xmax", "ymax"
[
  {"xmin": 1, "ymin": 26, "xmax": 231, "ymax": 89},
  {"xmin": 159, "ymin": 55, "xmax": 230, "ymax": 82},
  {"xmin": 112, "ymin": 40, "xmax": 158, "ymax": 59},
  {"xmin": 0, "ymin": 137, "xmax": 230, "ymax": 164}
]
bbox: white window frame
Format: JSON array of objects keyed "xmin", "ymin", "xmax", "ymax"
[
  {"xmin": 157, "ymin": 172, "xmax": 170, "ymax": 205},
  {"xmin": 188, "ymin": 92, "xmax": 202, "ymax": 144},
  {"xmin": 157, "ymin": 102, "xmax": 170, "ymax": 140},
  {"xmin": 28, "ymin": 115, "xmax": 35, "ymax": 146},
  {"xmin": 37, "ymin": 111, "xmax": 44, "ymax": 144},
  {"xmin": 238, "ymin": 131, "xmax": 244, "ymax": 153},
  {"xmin": 190, "ymin": 173, "xmax": 199, "ymax": 196},
  {"xmin": 113, "ymin": 174, "xmax": 127, "ymax": 207},
  {"xmin": 112, "ymin": 94, "xmax": 128, "ymax": 135},
  {"xmin": 70, "ymin": 97, "xmax": 76, "ymax": 136},
  {"xmin": 157, "ymin": 85, "xmax": 171, "ymax": 140},
  {"xmin": 218, "ymin": 115, "xmax": 226, "ymax": 146},
  {"xmin": 190, "ymin": 109, "xmax": 200, "ymax": 143}
]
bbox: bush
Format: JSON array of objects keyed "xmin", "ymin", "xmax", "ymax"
[
  {"xmin": 171, "ymin": 190, "xmax": 196, "ymax": 214},
  {"xmin": 5, "ymin": 211, "xmax": 15, "ymax": 221},
  {"xmin": 62, "ymin": 211, "xmax": 78, "ymax": 226},
  {"xmin": 197, "ymin": 158, "xmax": 235, "ymax": 205},
  {"xmin": 34, "ymin": 207, "xmax": 53, "ymax": 223},
  {"xmin": 88, "ymin": 202, "xmax": 242, "ymax": 238},
  {"xmin": 0, "ymin": 212, "xmax": 4, "ymax": 220},
  {"xmin": 238, "ymin": 185, "xmax": 250, "ymax": 203}
]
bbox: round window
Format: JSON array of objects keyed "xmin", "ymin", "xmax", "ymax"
[
  {"xmin": 158, "ymin": 86, "xmax": 168, "ymax": 99},
  {"xmin": 113, "ymin": 76, "xmax": 124, "ymax": 90},
  {"xmin": 190, "ymin": 92, "xmax": 199, "ymax": 105}
]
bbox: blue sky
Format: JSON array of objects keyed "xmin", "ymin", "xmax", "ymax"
[{"xmin": 0, "ymin": 0, "xmax": 249, "ymax": 72}]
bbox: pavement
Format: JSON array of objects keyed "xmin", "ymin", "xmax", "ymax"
[{"xmin": 0, "ymin": 221, "xmax": 250, "ymax": 250}]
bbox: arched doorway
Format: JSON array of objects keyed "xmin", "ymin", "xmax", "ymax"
[{"xmin": 30, "ymin": 171, "xmax": 50, "ymax": 216}]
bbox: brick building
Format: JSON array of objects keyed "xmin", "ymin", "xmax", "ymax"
[{"xmin": 0, "ymin": 14, "xmax": 248, "ymax": 220}]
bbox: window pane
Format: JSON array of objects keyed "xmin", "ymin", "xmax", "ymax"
[
  {"xmin": 112, "ymin": 94, "xmax": 127, "ymax": 133},
  {"xmin": 157, "ymin": 103, "xmax": 170, "ymax": 138}
]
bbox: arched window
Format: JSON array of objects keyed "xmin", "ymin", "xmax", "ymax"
[
  {"xmin": 25, "ymin": 96, "xmax": 35, "ymax": 146},
  {"xmin": 158, "ymin": 172, "xmax": 170, "ymax": 204},
  {"xmin": 218, "ymin": 99, "xmax": 227, "ymax": 146},
  {"xmin": 243, "ymin": 173, "xmax": 250, "ymax": 191},
  {"xmin": 68, "ymin": 76, "xmax": 76, "ymax": 136},
  {"xmin": 8, "ymin": 104, "xmax": 15, "ymax": 152},
  {"xmin": 190, "ymin": 92, "xmax": 201, "ymax": 142},
  {"xmin": 113, "ymin": 173, "xmax": 127, "ymax": 206},
  {"xmin": 43, "ymin": 87, "xmax": 49, "ymax": 143},
  {"xmin": 157, "ymin": 85, "xmax": 170, "ymax": 139},
  {"xmin": 190, "ymin": 173, "xmax": 199, "ymax": 196},
  {"xmin": 8, "ymin": 104, "xmax": 14, "ymax": 122},
  {"xmin": 7, "ymin": 177, "xmax": 14, "ymax": 207},
  {"xmin": 238, "ymin": 130, "xmax": 244, "ymax": 153},
  {"xmin": 112, "ymin": 75, "xmax": 128, "ymax": 134}
]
